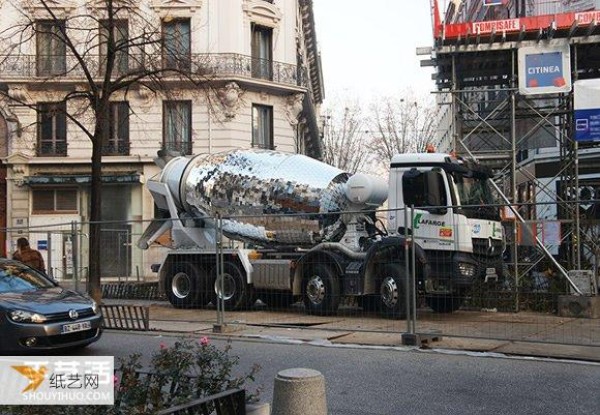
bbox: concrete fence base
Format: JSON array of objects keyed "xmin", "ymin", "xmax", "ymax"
[{"xmin": 271, "ymin": 368, "xmax": 327, "ymax": 415}]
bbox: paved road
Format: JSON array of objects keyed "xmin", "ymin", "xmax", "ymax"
[{"xmin": 78, "ymin": 331, "xmax": 600, "ymax": 415}]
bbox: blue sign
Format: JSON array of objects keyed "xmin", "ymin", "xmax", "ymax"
[
  {"xmin": 575, "ymin": 108, "xmax": 600, "ymax": 142},
  {"xmin": 37, "ymin": 240, "xmax": 48, "ymax": 250},
  {"xmin": 525, "ymin": 52, "xmax": 566, "ymax": 89},
  {"xmin": 484, "ymin": 0, "xmax": 503, "ymax": 5},
  {"xmin": 519, "ymin": 46, "xmax": 571, "ymax": 95}
]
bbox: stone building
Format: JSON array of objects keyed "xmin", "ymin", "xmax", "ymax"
[{"xmin": 0, "ymin": 0, "xmax": 324, "ymax": 279}]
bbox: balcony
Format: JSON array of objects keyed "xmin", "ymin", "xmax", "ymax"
[{"xmin": 0, "ymin": 53, "xmax": 306, "ymax": 88}]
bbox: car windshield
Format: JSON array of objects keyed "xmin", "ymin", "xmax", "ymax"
[{"xmin": 0, "ymin": 264, "xmax": 54, "ymax": 293}]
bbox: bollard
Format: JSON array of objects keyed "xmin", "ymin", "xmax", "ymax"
[{"xmin": 271, "ymin": 368, "xmax": 327, "ymax": 415}]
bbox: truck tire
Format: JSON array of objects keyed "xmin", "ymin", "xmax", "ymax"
[
  {"xmin": 211, "ymin": 261, "xmax": 254, "ymax": 311},
  {"xmin": 166, "ymin": 262, "xmax": 206, "ymax": 309},
  {"xmin": 378, "ymin": 263, "xmax": 407, "ymax": 319},
  {"xmin": 425, "ymin": 295, "xmax": 463, "ymax": 313},
  {"xmin": 302, "ymin": 264, "xmax": 340, "ymax": 316}
]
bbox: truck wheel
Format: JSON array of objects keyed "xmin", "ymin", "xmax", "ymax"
[
  {"xmin": 378, "ymin": 263, "xmax": 407, "ymax": 319},
  {"xmin": 167, "ymin": 263, "xmax": 206, "ymax": 309},
  {"xmin": 302, "ymin": 264, "xmax": 340, "ymax": 316},
  {"xmin": 211, "ymin": 261, "xmax": 253, "ymax": 311},
  {"xmin": 426, "ymin": 295, "xmax": 463, "ymax": 313}
]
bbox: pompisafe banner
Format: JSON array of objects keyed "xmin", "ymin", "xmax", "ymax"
[
  {"xmin": 574, "ymin": 79, "xmax": 600, "ymax": 142},
  {"xmin": 518, "ymin": 45, "xmax": 571, "ymax": 95}
]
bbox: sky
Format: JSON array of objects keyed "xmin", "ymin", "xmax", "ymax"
[{"xmin": 312, "ymin": 0, "xmax": 436, "ymax": 106}]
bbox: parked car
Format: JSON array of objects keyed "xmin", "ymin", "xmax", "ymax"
[{"xmin": 0, "ymin": 258, "xmax": 102, "ymax": 352}]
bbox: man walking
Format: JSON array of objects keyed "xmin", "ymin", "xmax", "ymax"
[{"xmin": 13, "ymin": 237, "xmax": 46, "ymax": 273}]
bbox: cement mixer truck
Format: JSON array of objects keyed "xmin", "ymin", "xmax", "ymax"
[{"xmin": 138, "ymin": 149, "xmax": 504, "ymax": 318}]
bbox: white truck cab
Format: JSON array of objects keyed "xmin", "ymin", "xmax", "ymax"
[{"xmin": 388, "ymin": 153, "xmax": 504, "ymax": 306}]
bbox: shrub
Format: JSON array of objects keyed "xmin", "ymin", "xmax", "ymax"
[{"xmin": 4, "ymin": 336, "xmax": 261, "ymax": 415}]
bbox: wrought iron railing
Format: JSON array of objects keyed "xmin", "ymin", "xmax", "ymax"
[
  {"xmin": 0, "ymin": 53, "xmax": 306, "ymax": 87},
  {"xmin": 38, "ymin": 141, "xmax": 67, "ymax": 156}
]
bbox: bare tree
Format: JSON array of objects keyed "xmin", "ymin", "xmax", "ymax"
[
  {"xmin": 0, "ymin": 0, "xmax": 211, "ymax": 301},
  {"xmin": 321, "ymin": 101, "xmax": 371, "ymax": 174},
  {"xmin": 368, "ymin": 94, "xmax": 436, "ymax": 164}
]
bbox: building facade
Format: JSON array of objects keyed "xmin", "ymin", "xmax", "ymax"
[
  {"xmin": 430, "ymin": 0, "xmax": 600, "ymax": 268},
  {"xmin": 0, "ymin": 0, "xmax": 324, "ymax": 279}
]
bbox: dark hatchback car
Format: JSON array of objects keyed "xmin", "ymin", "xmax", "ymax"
[{"xmin": 0, "ymin": 259, "xmax": 102, "ymax": 352}]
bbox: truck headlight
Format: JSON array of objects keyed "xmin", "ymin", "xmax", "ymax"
[
  {"xmin": 458, "ymin": 262, "xmax": 476, "ymax": 278},
  {"xmin": 9, "ymin": 310, "xmax": 47, "ymax": 323}
]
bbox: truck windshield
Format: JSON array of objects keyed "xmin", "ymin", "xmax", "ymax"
[{"xmin": 452, "ymin": 173, "xmax": 499, "ymax": 220}]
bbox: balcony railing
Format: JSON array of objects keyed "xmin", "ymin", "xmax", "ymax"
[
  {"xmin": 38, "ymin": 141, "xmax": 67, "ymax": 157},
  {"xmin": 0, "ymin": 53, "xmax": 306, "ymax": 88}
]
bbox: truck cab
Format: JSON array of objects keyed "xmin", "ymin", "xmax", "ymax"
[{"xmin": 387, "ymin": 153, "xmax": 504, "ymax": 311}]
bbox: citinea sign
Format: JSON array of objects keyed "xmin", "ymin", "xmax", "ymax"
[{"xmin": 518, "ymin": 45, "xmax": 571, "ymax": 95}]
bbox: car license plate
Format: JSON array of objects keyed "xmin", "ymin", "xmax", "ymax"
[{"xmin": 62, "ymin": 321, "xmax": 92, "ymax": 334}]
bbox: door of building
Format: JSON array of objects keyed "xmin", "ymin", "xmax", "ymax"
[{"xmin": 100, "ymin": 185, "xmax": 131, "ymax": 278}]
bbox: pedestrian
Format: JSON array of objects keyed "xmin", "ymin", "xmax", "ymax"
[{"xmin": 13, "ymin": 237, "xmax": 46, "ymax": 273}]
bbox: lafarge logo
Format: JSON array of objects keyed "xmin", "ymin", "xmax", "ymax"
[{"xmin": 413, "ymin": 213, "xmax": 446, "ymax": 229}]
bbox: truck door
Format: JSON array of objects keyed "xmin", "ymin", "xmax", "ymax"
[{"xmin": 400, "ymin": 167, "xmax": 457, "ymax": 253}]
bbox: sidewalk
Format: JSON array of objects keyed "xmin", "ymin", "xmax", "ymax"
[{"xmin": 102, "ymin": 299, "xmax": 600, "ymax": 363}]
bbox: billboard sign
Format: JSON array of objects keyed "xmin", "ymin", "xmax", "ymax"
[
  {"xmin": 518, "ymin": 45, "xmax": 571, "ymax": 95},
  {"xmin": 574, "ymin": 79, "xmax": 600, "ymax": 142}
]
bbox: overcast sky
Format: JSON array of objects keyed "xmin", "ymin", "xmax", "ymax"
[{"xmin": 312, "ymin": 0, "xmax": 436, "ymax": 105}]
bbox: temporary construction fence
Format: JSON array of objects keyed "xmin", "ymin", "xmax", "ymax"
[{"xmin": 3, "ymin": 200, "xmax": 599, "ymax": 348}]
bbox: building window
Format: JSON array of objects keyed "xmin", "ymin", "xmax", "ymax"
[
  {"xmin": 163, "ymin": 101, "xmax": 192, "ymax": 155},
  {"xmin": 251, "ymin": 24, "xmax": 273, "ymax": 80},
  {"xmin": 36, "ymin": 20, "xmax": 67, "ymax": 76},
  {"xmin": 252, "ymin": 104, "xmax": 273, "ymax": 149},
  {"xmin": 104, "ymin": 102, "xmax": 130, "ymax": 155},
  {"xmin": 38, "ymin": 102, "xmax": 67, "ymax": 156},
  {"xmin": 99, "ymin": 19, "xmax": 129, "ymax": 75},
  {"xmin": 32, "ymin": 188, "xmax": 77, "ymax": 213},
  {"xmin": 162, "ymin": 19, "xmax": 191, "ymax": 71}
]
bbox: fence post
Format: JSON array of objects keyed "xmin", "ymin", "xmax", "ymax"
[
  {"xmin": 404, "ymin": 207, "xmax": 411, "ymax": 334},
  {"xmin": 72, "ymin": 220, "xmax": 79, "ymax": 293},
  {"xmin": 402, "ymin": 206, "xmax": 420, "ymax": 346},
  {"xmin": 47, "ymin": 232, "xmax": 53, "ymax": 279},
  {"xmin": 215, "ymin": 213, "xmax": 225, "ymax": 328},
  {"xmin": 410, "ymin": 206, "xmax": 417, "ymax": 335}
]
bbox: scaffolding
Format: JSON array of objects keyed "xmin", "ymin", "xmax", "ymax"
[{"xmin": 428, "ymin": 1, "xmax": 600, "ymax": 292}]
